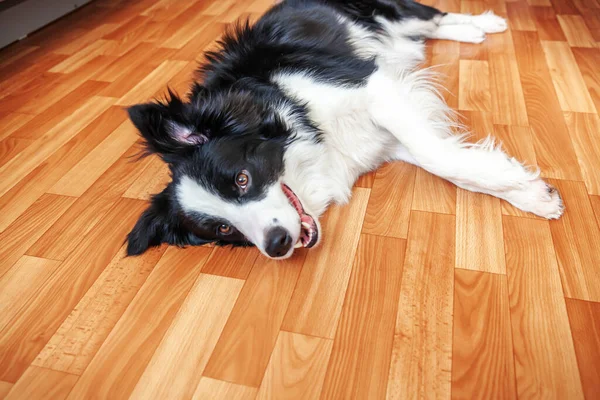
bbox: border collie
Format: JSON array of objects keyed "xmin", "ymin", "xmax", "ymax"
[{"xmin": 126, "ymin": 0, "xmax": 564, "ymax": 260}]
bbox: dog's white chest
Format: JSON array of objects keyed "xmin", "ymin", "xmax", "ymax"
[{"xmin": 273, "ymin": 72, "xmax": 396, "ymax": 211}]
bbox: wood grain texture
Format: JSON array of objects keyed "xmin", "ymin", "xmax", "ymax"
[
  {"xmin": 503, "ymin": 216, "xmax": 584, "ymax": 399},
  {"xmin": 412, "ymin": 167, "xmax": 457, "ymax": 215},
  {"xmin": 283, "ymin": 188, "xmax": 370, "ymax": 339},
  {"xmin": 547, "ymin": 179, "xmax": 600, "ymax": 302},
  {"xmin": 321, "ymin": 234, "xmax": 406, "ymax": 400},
  {"xmin": 161, "ymin": 12, "xmax": 215, "ymax": 49},
  {"xmin": 527, "ymin": 0, "xmax": 551, "ymax": 7},
  {"xmin": 0, "ymin": 113, "xmax": 35, "ymax": 141},
  {"xmin": 563, "ymin": 112, "xmax": 600, "ymax": 195},
  {"xmin": 572, "ymin": 47, "xmax": 600, "ymax": 115},
  {"xmin": 115, "ymin": 59, "xmax": 189, "ymax": 105},
  {"xmin": 582, "ymin": 8, "xmax": 600, "ymax": 41},
  {"xmin": 431, "ymin": 51, "xmax": 460, "ymax": 109},
  {"xmin": 129, "ymin": 274, "xmax": 244, "ymax": 400},
  {"xmin": 493, "ymin": 125, "xmax": 538, "ymax": 169},
  {"xmin": 94, "ymin": 42, "xmax": 157, "ymax": 82},
  {"xmin": 47, "ymin": 120, "xmax": 139, "ymax": 197},
  {"xmin": 455, "ymin": 188, "xmax": 507, "ymax": 274},
  {"xmin": 531, "ymin": 6, "xmax": 567, "ymax": 41},
  {"xmin": 0, "ymin": 198, "xmax": 147, "ymax": 383},
  {"xmin": 459, "ymin": 1, "xmax": 489, "ymax": 61},
  {"xmin": 16, "ymin": 60, "xmax": 116, "ymax": 116},
  {"xmin": 0, "ymin": 194, "xmax": 75, "ymax": 277},
  {"xmin": 193, "ymin": 378, "xmax": 257, "ymax": 400},
  {"xmin": 32, "ymin": 246, "xmax": 165, "ymax": 374},
  {"xmin": 49, "ymin": 40, "xmax": 126, "ymax": 74},
  {"xmin": 202, "ymin": 246, "xmax": 260, "ymax": 279},
  {"xmin": 507, "ymin": 2, "xmax": 537, "ymax": 31},
  {"xmin": 557, "ymin": 14, "xmax": 597, "ymax": 48},
  {"xmin": 513, "ymin": 31, "xmax": 583, "ymax": 180},
  {"xmin": 256, "ymin": 331, "xmax": 333, "ymax": 400},
  {"xmin": 353, "ymin": 170, "xmax": 375, "ymax": 188},
  {"xmin": 565, "ymin": 299, "xmax": 600, "ymax": 400},
  {"xmin": 0, "ymin": 105, "xmax": 126, "ymax": 232},
  {"xmin": 362, "ymin": 162, "xmax": 416, "ymax": 239},
  {"xmin": 489, "ymin": 53, "xmax": 529, "ymax": 126},
  {"xmin": 99, "ymin": 47, "xmax": 178, "ymax": 98},
  {"xmin": 4, "ymin": 366, "xmax": 78, "ymax": 400},
  {"xmin": 541, "ymin": 41, "xmax": 596, "ymax": 113},
  {"xmin": 452, "ymin": 269, "xmax": 517, "ymax": 400},
  {"xmin": 25, "ymin": 144, "xmax": 151, "ymax": 261},
  {"xmin": 5, "ymin": 86, "xmax": 124, "ymax": 144},
  {"xmin": 387, "ymin": 211, "xmax": 455, "ymax": 400},
  {"xmin": 459, "ymin": 60, "xmax": 492, "ymax": 112},
  {"xmin": 0, "ymin": 256, "xmax": 61, "ymax": 333},
  {"xmin": 0, "ymin": 53, "xmax": 67, "ymax": 98},
  {"xmin": 0, "ymin": 96, "xmax": 116, "ymax": 198},
  {"xmin": 460, "ymin": 109, "xmax": 493, "ymax": 142},
  {"xmin": 6, "ymin": 79, "xmax": 111, "ymax": 141},
  {"xmin": 0, "ymin": 138, "xmax": 33, "ymax": 169},
  {"xmin": 203, "ymin": 253, "xmax": 306, "ymax": 387},
  {"xmin": 66, "ymin": 246, "xmax": 212, "ymax": 400},
  {"xmin": 591, "ymin": 195, "xmax": 600, "ymax": 227},
  {"xmin": 0, "ymin": 381, "xmax": 12, "ymax": 400}
]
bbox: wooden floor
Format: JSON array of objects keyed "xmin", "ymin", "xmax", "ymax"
[{"xmin": 1, "ymin": 0, "xmax": 600, "ymax": 398}]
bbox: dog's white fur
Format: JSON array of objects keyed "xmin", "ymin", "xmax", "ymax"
[{"xmin": 179, "ymin": 11, "xmax": 564, "ymax": 259}]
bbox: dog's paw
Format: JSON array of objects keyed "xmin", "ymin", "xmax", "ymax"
[
  {"xmin": 507, "ymin": 179, "xmax": 565, "ymax": 220},
  {"xmin": 472, "ymin": 11, "xmax": 508, "ymax": 34},
  {"xmin": 451, "ymin": 25, "xmax": 486, "ymax": 43}
]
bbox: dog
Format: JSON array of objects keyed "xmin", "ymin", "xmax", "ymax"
[{"xmin": 126, "ymin": 0, "xmax": 564, "ymax": 260}]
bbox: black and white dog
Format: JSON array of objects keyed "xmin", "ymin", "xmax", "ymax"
[{"xmin": 126, "ymin": 0, "xmax": 564, "ymax": 260}]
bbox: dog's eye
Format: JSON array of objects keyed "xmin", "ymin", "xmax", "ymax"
[
  {"xmin": 236, "ymin": 171, "xmax": 249, "ymax": 189},
  {"xmin": 218, "ymin": 224, "xmax": 232, "ymax": 235}
]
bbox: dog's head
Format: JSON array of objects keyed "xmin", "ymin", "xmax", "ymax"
[{"xmin": 125, "ymin": 91, "xmax": 320, "ymax": 259}]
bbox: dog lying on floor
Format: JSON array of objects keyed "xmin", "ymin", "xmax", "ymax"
[{"xmin": 125, "ymin": 0, "xmax": 564, "ymax": 260}]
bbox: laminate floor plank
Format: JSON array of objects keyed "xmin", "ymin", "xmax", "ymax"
[
  {"xmin": 4, "ymin": 366, "xmax": 78, "ymax": 400},
  {"xmin": 503, "ymin": 216, "xmax": 584, "ymax": 399},
  {"xmin": 203, "ymin": 253, "xmax": 306, "ymax": 387},
  {"xmin": 283, "ymin": 188, "xmax": 370, "ymax": 339},
  {"xmin": 66, "ymin": 246, "xmax": 212, "ymax": 400},
  {"xmin": 256, "ymin": 331, "xmax": 333, "ymax": 400},
  {"xmin": 320, "ymin": 234, "xmax": 406, "ymax": 400},
  {"xmin": 565, "ymin": 299, "xmax": 600, "ymax": 400},
  {"xmin": 0, "ymin": 198, "xmax": 147, "ymax": 383},
  {"xmin": 386, "ymin": 211, "xmax": 455, "ymax": 400},
  {"xmin": 547, "ymin": 179, "xmax": 600, "ymax": 302},
  {"xmin": 451, "ymin": 269, "xmax": 517, "ymax": 400}
]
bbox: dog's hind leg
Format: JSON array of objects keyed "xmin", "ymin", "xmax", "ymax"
[
  {"xmin": 428, "ymin": 11, "xmax": 508, "ymax": 43},
  {"xmin": 368, "ymin": 73, "xmax": 564, "ymax": 220},
  {"xmin": 439, "ymin": 11, "xmax": 508, "ymax": 34}
]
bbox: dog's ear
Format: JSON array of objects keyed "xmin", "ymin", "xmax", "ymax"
[
  {"xmin": 127, "ymin": 93, "xmax": 209, "ymax": 161},
  {"xmin": 126, "ymin": 186, "xmax": 211, "ymax": 256}
]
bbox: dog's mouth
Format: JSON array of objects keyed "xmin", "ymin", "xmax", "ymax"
[{"xmin": 282, "ymin": 183, "xmax": 319, "ymax": 249}]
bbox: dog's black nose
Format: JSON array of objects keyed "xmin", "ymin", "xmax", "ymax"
[{"xmin": 265, "ymin": 227, "xmax": 293, "ymax": 258}]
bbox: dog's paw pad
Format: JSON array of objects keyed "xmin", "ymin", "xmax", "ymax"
[
  {"xmin": 540, "ymin": 183, "xmax": 564, "ymax": 220},
  {"xmin": 508, "ymin": 179, "xmax": 565, "ymax": 220},
  {"xmin": 473, "ymin": 11, "xmax": 508, "ymax": 34}
]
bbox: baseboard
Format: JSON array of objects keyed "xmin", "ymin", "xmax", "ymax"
[{"xmin": 0, "ymin": 0, "xmax": 92, "ymax": 49}]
